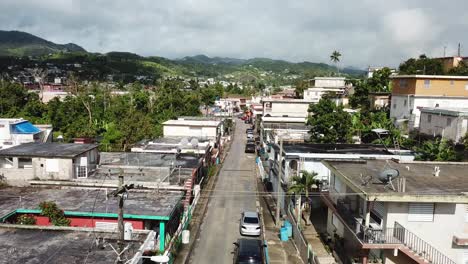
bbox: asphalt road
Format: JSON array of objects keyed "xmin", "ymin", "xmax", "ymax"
[{"xmin": 189, "ymin": 119, "xmax": 258, "ymax": 264}]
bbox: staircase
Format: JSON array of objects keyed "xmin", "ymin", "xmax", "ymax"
[
  {"xmin": 183, "ymin": 178, "xmax": 193, "ymax": 210},
  {"xmin": 392, "ymin": 222, "xmax": 456, "ymax": 264}
]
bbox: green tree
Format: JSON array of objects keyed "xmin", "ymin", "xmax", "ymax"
[
  {"xmin": 415, "ymin": 138, "xmax": 460, "ymax": 161},
  {"xmin": 287, "ymin": 170, "xmax": 318, "ymax": 226},
  {"xmin": 448, "ymin": 61, "xmax": 468, "ymax": 75},
  {"xmin": 330, "ymin": 50, "xmax": 341, "ymax": 75},
  {"xmin": 399, "ymin": 54, "xmax": 444, "ymax": 75},
  {"xmin": 307, "ymin": 98, "xmax": 352, "ymax": 143},
  {"xmin": 294, "ymin": 79, "xmax": 308, "ymax": 99}
]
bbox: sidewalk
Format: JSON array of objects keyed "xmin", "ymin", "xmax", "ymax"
[
  {"xmin": 301, "ymin": 207, "xmax": 336, "ymax": 264},
  {"xmin": 256, "ymin": 175, "xmax": 303, "ymax": 264}
]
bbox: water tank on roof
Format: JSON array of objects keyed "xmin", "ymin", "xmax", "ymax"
[
  {"xmin": 124, "ymin": 222, "xmax": 133, "ymax": 241},
  {"xmin": 191, "ymin": 138, "xmax": 199, "ymax": 147}
]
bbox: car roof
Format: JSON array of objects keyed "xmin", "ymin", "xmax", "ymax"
[
  {"xmin": 243, "ymin": 211, "xmax": 259, "ymax": 218},
  {"xmin": 237, "ymin": 239, "xmax": 262, "ymax": 256}
]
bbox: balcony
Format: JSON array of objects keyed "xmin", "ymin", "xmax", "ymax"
[{"xmin": 321, "ymin": 192, "xmax": 457, "ymax": 264}]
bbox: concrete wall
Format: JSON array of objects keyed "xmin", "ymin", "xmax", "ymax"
[
  {"xmin": 314, "ymin": 78, "xmax": 346, "ymax": 88},
  {"xmin": 419, "ymin": 112, "xmax": 468, "ymax": 142},
  {"xmin": 385, "ymin": 202, "xmax": 467, "ymax": 263},
  {"xmin": 390, "ymin": 95, "xmax": 468, "ymax": 128},
  {"xmin": 163, "ymin": 125, "xmax": 218, "ymax": 138},
  {"xmin": 268, "ymin": 102, "xmax": 311, "ymax": 117},
  {"xmin": 392, "ymin": 78, "xmax": 468, "ymax": 97}
]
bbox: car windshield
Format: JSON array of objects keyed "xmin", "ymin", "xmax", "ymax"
[{"xmin": 244, "ymin": 216, "xmax": 259, "ymax": 224}]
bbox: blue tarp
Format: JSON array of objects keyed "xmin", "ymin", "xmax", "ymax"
[{"xmin": 11, "ymin": 121, "xmax": 41, "ymax": 134}]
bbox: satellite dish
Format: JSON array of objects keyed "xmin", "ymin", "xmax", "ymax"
[
  {"xmin": 378, "ymin": 169, "xmax": 400, "ymax": 183},
  {"xmin": 190, "ymin": 138, "xmax": 199, "ymax": 147},
  {"xmin": 180, "ymin": 138, "xmax": 189, "ymax": 146}
]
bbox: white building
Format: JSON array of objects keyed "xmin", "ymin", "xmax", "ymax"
[
  {"xmin": 0, "ymin": 143, "xmax": 98, "ymax": 186},
  {"xmin": 304, "ymin": 77, "xmax": 348, "ymax": 103},
  {"xmin": 162, "ymin": 119, "xmax": 222, "ymax": 141},
  {"xmin": 419, "ymin": 107, "xmax": 468, "ymax": 142},
  {"xmin": 322, "ymin": 159, "xmax": 468, "ymax": 264},
  {"xmin": 262, "ymin": 99, "xmax": 314, "ymax": 118},
  {"xmin": 0, "ymin": 119, "xmax": 50, "ymax": 149}
]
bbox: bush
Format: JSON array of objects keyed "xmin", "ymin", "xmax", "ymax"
[
  {"xmin": 16, "ymin": 214, "xmax": 36, "ymax": 225},
  {"xmin": 39, "ymin": 201, "xmax": 71, "ymax": 226}
]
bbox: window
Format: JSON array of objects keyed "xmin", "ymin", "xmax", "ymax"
[
  {"xmin": 393, "ymin": 103, "xmax": 396, "ymax": 109},
  {"xmin": 408, "ymin": 203, "xmax": 434, "ymax": 222},
  {"xmin": 450, "ymin": 80, "xmax": 454, "ymax": 86},
  {"xmin": 465, "ymin": 82, "xmax": 468, "ymax": 91},
  {"xmin": 334, "ymin": 174, "xmax": 344, "ymax": 193},
  {"xmin": 403, "ymin": 99, "xmax": 407, "ymax": 107},
  {"xmin": 399, "ymin": 79, "xmax": 407, "ymax": 88},
  {"xmin": 447, "ymin": 118, "xmax": 452, "ymax": 126},
  {"xmin": 424, "ymin": 79, "xmax": 431, "ymax": 88},
  {"xmin": 427, "ymin": 114, "xmax": 432, "ymax": 123}
]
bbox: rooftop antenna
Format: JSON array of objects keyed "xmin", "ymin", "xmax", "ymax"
[
  {"xmin": 378, "ymin": 168, "xmax": 400, "ymax": 191},
  {"xmin": 443, "ymin": 46, "xmax": 447, "ymax": 57},
  {"xmin": 458, "ymin": 43, "xmax": 461, "ymax": 57}
]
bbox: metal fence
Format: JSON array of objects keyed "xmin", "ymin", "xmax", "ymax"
[{"xmin": 286, "ymin": 203, "xmax": 317, "ymax": 264}]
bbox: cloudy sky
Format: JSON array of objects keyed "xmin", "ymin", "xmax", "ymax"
[{"xmin": 1, "ymin": 0, "xmax": 467, "ymax": 68}]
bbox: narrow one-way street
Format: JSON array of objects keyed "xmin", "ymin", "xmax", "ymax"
[{"xmin": 189, "ymin": 119, "xmax": 258, "ymax": 264}]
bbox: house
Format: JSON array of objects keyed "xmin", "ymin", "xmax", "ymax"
[
  {"xmin": 369, "ymin": 92, "xmax": 391, "ymax": 110},
  {"xmin": 367, "ymin": 67, "xmax": 397, "ymax": 78},
  {"xmin": 0, "ymin": 143, "xmax": 99, "ymax": 186},
  {"xmin": 0, "ymin": 118, "xmax": 50, "ymax": 149},
  {"xmin": 0, "ymin": 225, "xmax": 153, "ymax": 263},
  {"xmin": 263, "ymin": 143, "xmax": 414, "ymax": 214},
  {"xmin": 131, "ymin": 136, "xmax": 212, "ymax": 155},
  {"xmin": 434, "ymin": 56, "xmax": 468, "ymax": 73},
  {"xmin": 262, "ymin": 99, "xmax": 314, "ymax": 118},
  {"xmin": 418, "ymin": 107, "xmax": 468, "ymax": 142},
  {"xmin": 320, "ymin": 159, "xmax": 468, "ymax": 264},
  {"xmin": 390, "ymin": 75, "xmax": 468, "ymax": 130},
  {"xmin": 0, "ymin": 186, "xmax": 183, "ymax": 253},
  {"xmin": 261, "ymin": 117, "xmax": 310, "ymax": 142},
  {"xmin": 304, "ymin": 77, "xmax": 349, "ymax": 104},
  {"xmin": 162, "ymin": 119, "xmax": 222, "ymax": 142}
]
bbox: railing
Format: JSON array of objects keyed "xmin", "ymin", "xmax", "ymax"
[
  {"xmin": 357, "ymin": 221, "xmax": 456, "ymax": 264},
  {"xmin": 392, "ymin": 222, "xmax": 457, "ymax": 264}
]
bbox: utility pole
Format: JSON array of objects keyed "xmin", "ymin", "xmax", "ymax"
[
  {"xmin": 275, "ymin": 137, "xmax": 283, "ymax": 227},
  {"xmin": 108, "ymin": 175, "xmax": 134, "ymax": 264}
]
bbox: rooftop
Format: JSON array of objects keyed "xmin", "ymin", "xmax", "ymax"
[
  {"xmin": 325, "ymin": 159, "xmax": 468, "ymax": 202},
  {"xmin": 0, "ymin": 143, "xmax": 98, "ymax": 158},
  {"xmin": 391, "ymin": 75, "xmax": 468, "ymax": 80},
  {"xmin": 0, "ymin": 227, "xmax": 145, "ymax": 264},
  {"xmin": 276, "ymin": 143, "xmax": 398, "ymax": 155},
  {"xmin": 0, "ymin": 187, "xmax": 184, "ymax": 220},
  {"xmin": 100, "ymin": 152, "xmax": 202, "ymax": 168},
  {"xmin": 419, "ymin": 107, "xmax": 468, "ymax": 117},
  {"xmin": 262, "ymin": 99, "xmax": 315, "ymax": 104},
  {"xmin": 162, "ymin": 119, "xmax": 222, "ymax": 127}
]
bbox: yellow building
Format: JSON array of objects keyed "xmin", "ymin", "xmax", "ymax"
[{"xmin": 390, "ymin": 75, "xmax": 468, "ymax": 129}]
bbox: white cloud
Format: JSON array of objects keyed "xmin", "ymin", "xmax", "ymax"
[{"xmin": 0, "ymin": 0, "xmax": 467, "ymax": 68}]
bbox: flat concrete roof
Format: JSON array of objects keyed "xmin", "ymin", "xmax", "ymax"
[
  {"xmin": 0, "ymin": 227, "xmax": 145, "ymax": 264},
  {"xmin": 100, "ymin": 152, "xmax": 201, "ymax": 169},
  {"xmin": 391, "ymin": 75, "xmax": 468, "ymax": 80},
  {"xmin": 325, "ymin": 160, "xmax": 468, "ymax": 202},
  {"xmin": 0, "ymin": 187, "xmax": 184, "ymax": 220},
  {"xmin": 0, "ymin": 143, "xmax": 98, "ymax": 158},
  {"xmin": 88, "ymin": 167, "xmax": 194, "ymax": 186},
  {"xmin": 261, "ymin": 99, "xmax": 315, "ymax": 104},
  {"xmin": 276, "ymin": 143, "xmax": 398, "ymax": 155},
  {"xmin": 263, "ymin": 123, "xmax": 309, "ymax": 131},
  {"xmin": 162, "ymin": 119, "xmax": 221, "ymax": 127},
  {"xmin": 420, "ymin": 107, "xmax": 468, "ymax": 117}
]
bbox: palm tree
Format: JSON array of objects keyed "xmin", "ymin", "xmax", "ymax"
[
  {"xmin": 330, "ymin": 50, "xmax": 342, "ymax": 75},
  {"xmin": 288, "ymin": 170, "xmax": 318, "ymax": 226}
]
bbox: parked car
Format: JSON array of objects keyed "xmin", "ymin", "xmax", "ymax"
[
  {"xmin": 246, "ymin": 128, "xmax": 253, "ymax": 134},
  {"xmin": 240, "ymin": 211, "xmax": 261, "ymax": 236},
  {"xmin": 247, "ymin": 133, "xmax": 254, "ymax": 140},
  {"xmin": 232, "ymin": 238, "xmax": 265, "ymax": 264},
  {"xmin": 245, "ymin": 143, "xmax": 256, "ymax": 153}
]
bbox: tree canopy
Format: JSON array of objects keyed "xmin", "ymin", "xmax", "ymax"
[
  {"xmin": 307, "ymin": 98, "xmax": 352, "ymax": 143},
  {"xmin": 399, "ymin": 54, "xmax": 444, "ymax": 75}
]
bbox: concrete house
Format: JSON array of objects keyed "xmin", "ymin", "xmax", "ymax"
[
  {"xmin": 0, "ymin": 143, "xmax": 98, "ymax": 186},
  {"xmin": 419, "ymin": 107, "xmax": 468, "ymax": 143},
  {"xmin": 320, "ymin": 159, "xmax": 468, "ymax": 264},
  {"xmin": 390, "ymin": 75, "xmax": 468, "ymax": 130},
  {"xmin": 304, "ymin": 77, "xmax": 348, "ymax": 103},
  {"xmin": 263, "ymin": 143, "xmax": 414, "ymax": 214},
  {"xmin": 262, "ymin": 99, "xmax": 314, "ymax": 118},
  {"xmin": 162, "ymin": 119, "xmax": 222, "ymax": 142}
]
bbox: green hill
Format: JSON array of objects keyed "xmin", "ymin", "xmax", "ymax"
[{"xmin": 0, "ymin": 30, "xmax": 86, "ymax": 57}]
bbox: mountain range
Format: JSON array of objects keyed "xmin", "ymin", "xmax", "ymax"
[
  {"xmin": 0, "ymin": 30, "xmax": 86, "ymax": 57},
  {"xmin": 0, "ymin": 30, "xmax": 365, "ymax": 79}
]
